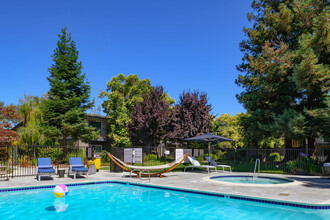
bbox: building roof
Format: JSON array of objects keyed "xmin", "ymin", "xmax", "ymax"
[{"xmin": 86, "ymin": 113, "xmax": 108, "ymax": 119}]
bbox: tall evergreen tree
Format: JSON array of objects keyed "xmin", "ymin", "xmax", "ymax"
[
  {"xmin": 43, "ymin": 27, "xmax": 98, "ymax": 146},
  {"xmin": 236, "ymin": 0, "xmax": 329, "ymax": 148}
]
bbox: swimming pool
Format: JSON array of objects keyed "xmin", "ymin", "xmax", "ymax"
[
  {"xmin": 0, "ymin": 182, "xmax": 329, "ymax": 219},
  {"xmin": 210, "ymin": 175, "xmax": 294, "ymax": 184}
]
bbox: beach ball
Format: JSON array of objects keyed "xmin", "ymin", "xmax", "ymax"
[{"xmin": 53, "ymin": 184, "xmax": 69, "ymax": 198}]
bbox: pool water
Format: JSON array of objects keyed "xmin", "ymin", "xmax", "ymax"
[
  {"xmin": 0, "ymin": 183, "xmax": 329, "ymax": 220},
  {"xmin": 210, "ymin": 175, "xmax": 294, "ymax": 184}
]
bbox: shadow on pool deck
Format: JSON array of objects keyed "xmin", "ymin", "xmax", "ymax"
[{"xmin": 289, "ymin": 176, "xmax": 330, "ymax": 189}]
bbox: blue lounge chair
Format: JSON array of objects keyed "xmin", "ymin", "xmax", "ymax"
[
  {"xmin": 37, "ymin": 158, "xmax": 55, "ymax": 181},
  {"xmin": 69, "ymin": 157, "xmax": 89, "ymax": 179}
]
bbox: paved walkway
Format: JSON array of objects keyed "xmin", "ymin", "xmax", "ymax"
[{"xmin": 0, "ymin": 170, "xmax": 329, "ymax": 205}]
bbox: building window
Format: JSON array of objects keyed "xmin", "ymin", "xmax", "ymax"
[
  {"xmin": 90, "ymin": 121, "xmax": 102, "ymax": 133},
  {"xmin": 94, "ymin": 145, "xmax": 102, "ymax": 154}
]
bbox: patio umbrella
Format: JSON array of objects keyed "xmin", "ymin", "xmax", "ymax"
[{"xmin": 183, "ymin": 133, "xmax": 234, "ymax": 159}]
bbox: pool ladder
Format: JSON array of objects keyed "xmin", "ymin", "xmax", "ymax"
[{"xmin": 253, "ymin": 159, "xmax": 260, "ymax": 180}]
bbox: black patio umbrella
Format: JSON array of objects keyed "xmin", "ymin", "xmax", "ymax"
[{"xmin": 184, "ymin": 133, "xmax": 234, "ymax": 159}]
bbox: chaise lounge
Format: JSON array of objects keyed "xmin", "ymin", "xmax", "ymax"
[
  {"xmin": 69, "ymin": 157, "xmax": 89, "ymax": 179},
  {"xmin": 184, "ymin": 156, "xmax": 217, "ymax": 174},
  {"xmin": 205, "ymin": 156, "xmax": 232, "ymax": 172},
  {"xmin": 37, "ymin": 158, "xmax": 55, "ymax": 181}
]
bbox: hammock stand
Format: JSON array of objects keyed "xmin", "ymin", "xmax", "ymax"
[{"xmin": 107, "ymin": 152, "xmax": 189, "ymax": 181}]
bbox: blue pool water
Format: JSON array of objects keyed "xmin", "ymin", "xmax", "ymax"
[
  {"xmin": 211, "ymin": 175, "xmax": 294, "ymax": 184},
  {"xmin": 0, "ymin": 183, "xmax": 329, "ymax": 220}
]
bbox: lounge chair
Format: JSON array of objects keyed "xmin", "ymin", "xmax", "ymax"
[
  {"xmin": 107, "ymin": 152, "xmax": 189, "ymax": 182},
  {"xmin": 184, "ymin": 156, "xmax": 217, "ymax": 174},
  {"xmin": 69, "ymin": 157, "xmax": 89, "ymax": 179},
  {"xmin": 37, "ymin": 158, "xmax": 55, "ymax": 181},
  {"xmin": 0, "ymin": 160, "xmax": 10, "ymax": 181},
  {"xmin": 205, "ymin": 156, "xmax": 232, "ymax": 172}
]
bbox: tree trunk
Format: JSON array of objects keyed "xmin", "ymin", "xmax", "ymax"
[
  {"xmin": 307, "ymin": 135, "xmax": 316, "ymax": 157},
  {"xmin": 285, "ymin": 138, "xmax": 292, "ymax": 149},
  {"xmin": 307, "ymin": 136, "xmax": 315, "ymax": 149},
  {"xmin": 284, "ymin": 138, "xmax": 296, "ymax": 161},
  {"xmin": 62, "ymin": 135, "xmax": 67, "ymax": 155}
]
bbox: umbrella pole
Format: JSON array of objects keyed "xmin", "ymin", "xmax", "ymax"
[{"xmin": 208, "ymin": 142, "xmax": 211, "ymax": 165}]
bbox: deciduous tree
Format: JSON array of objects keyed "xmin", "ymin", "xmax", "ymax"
[
  {"xmin": 99, "ymin": 74, "xmax": 151, "ymax": 147},
  {"xmin": 168, "ymin": 90, "xmax": 213, "ymax": 141},
  {"xmin": 128, "ymin": 86, "xmax": 171, "ymax": 146},
  {"xmin": 211, "ymin": 113, "xmax": 246, "ymax": 148},
  {"xmin": 0, "ymin": 105, "xmax": 20, "ymax": 145}
]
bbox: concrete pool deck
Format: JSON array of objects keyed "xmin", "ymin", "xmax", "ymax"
[{"xmin": 0, "ymin": 170, "xmax": 329, "ymax": 205}]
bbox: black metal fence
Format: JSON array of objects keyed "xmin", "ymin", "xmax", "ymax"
[
  {"xmin": 219, "ymin": 148, "xmax": 330, "ymax": 175},
  {"xmin": 0, "ymin": 145, "xmax": 84, "ymax": 179},
  {"xmin": 1, "ymin": 145, "xmax": 329, "ymax": 179},
  {"xmin": 109, "ymin": 146, "xmax": 330, "ymax": 175}
]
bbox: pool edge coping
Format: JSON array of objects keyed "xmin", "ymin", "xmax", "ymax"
[
  {"xmin": 204, "ymin": 174, "xmax": 300, "ymax": 187},
  {"xmin": 0, "ymin": 180, "xmax": 329, "ymax": 210}
]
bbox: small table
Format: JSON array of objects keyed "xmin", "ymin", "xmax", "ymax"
[{"xmin": 58, "ymin": 169, "xmax": 65, "ymax": 178}]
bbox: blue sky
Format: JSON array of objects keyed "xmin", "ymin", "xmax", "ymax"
[{"xmin": 0, "ymin": 0, "xmax": 252, "ymax": 116}]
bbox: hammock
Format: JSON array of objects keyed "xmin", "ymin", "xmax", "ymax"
[{"xmin": 107, "ymin": 152, "xmax": 189, "ymax": 178}]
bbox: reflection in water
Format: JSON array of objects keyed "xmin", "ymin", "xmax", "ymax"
[{"xmin": 53, "ymin": 199, "xmax": 69, "ymax": 213}]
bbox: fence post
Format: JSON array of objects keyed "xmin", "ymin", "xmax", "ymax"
[
  {"xmin": 57, "ymin": 147, "xmax": 59, "ymax": 171},
  {"xmin": 11, "ymin": 146, "xmax": 14, "ymax": 178}
]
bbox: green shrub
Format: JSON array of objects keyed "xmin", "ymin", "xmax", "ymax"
[
  {"xmin": 195, "ymin": 156, "xmax": 204, "ymax": 161},
  {"xmin": 37, "ymin": 147, "xmax": 63, "ymax": 163},
  {"xmin": 144, "ymin": 154, "xmax": 157, "ymax": 161},
  {"xmin": 286, "ymin": 157, "xmax": 322, "ymax": 174},
  {"xmin": 205, "ymin": 151, "xmax": 227, "ymax": 161},
  {"xmin": 269, "ymin": 152, "xmax": 280, "ymax": 162},
  {"xmin": 101, "ymin": 150, "xmax": 110, "ymax": 163},
  {"xmin": 215, "ymin": 151, "xmax": 227, "ymax": 161},
  {"xmin": 64, "ymin": 149, "xmax": 86, "ymax": 164}
]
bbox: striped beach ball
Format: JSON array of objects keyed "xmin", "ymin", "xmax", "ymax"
[{"xmin": 53, "ymin": 184, "xmax": 69, "ymax": 198}]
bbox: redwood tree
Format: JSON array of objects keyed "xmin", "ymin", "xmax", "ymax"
[
  {"xmin": 236, "ymin": 0, "xmax": 329, "ymax": 148},
  {"xmin": 43, "ymin": 27, "xmax": 98, "ymax": 146}
]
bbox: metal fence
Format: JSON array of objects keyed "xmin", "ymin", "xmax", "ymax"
[
  {"xmin": 220, "ymin": 148, "xmax": 330, "ymax": 175},
  {"xmin": 109, "ymin": 147, "xmax": 330, "ymax": 175},
  {"xmin": 1, "ymin": 145, "xmax": 329, "ymax": 179},
  {"xmin": 0, "ymin": 145, "xmax": 84, "ymax": 179}
]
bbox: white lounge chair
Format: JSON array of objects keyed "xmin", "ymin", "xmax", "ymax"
[
  {"xmin": 205, "ymin": 156, "xmax": 232, "ymax": 172},
  {"xmin": 184, "ymin": 156, "xmax": 217, "ymax": 174}
]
